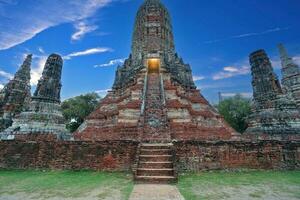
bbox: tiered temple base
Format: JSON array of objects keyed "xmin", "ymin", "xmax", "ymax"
[
  {"xmin": 75, "ymin": 66, "xmax": 237, "ymax": 142},
  {"xmin": 1, "ymin": 99, "xmax": 71, "ymax": 140}
]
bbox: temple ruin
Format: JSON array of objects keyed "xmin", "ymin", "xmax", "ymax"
[
  {"xmin": 0, "ymin": 0, "xmax": 298, "ymax": 182},
  {"xmin": 75, "ymin": 0, "xmax": 236, "ymax": 142},
  {"xmin": 279, "ymin": 44, "xmax": 300, "ymax": 107},
  {"xmin": 245, "ymin": 49, "xmax": 300, "ymax": 135},
  {"xmin": 0, "ymin": 55, "xmax": 31, "ymax": 131},
  {"xmin": 1, "ymin": 54, "xmax": 70, "ymax": 140}
]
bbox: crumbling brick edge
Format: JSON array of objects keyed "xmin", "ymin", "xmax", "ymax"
[{"xmin": 0, "ymin": 139, "xmax": 299, "ymax": 171}]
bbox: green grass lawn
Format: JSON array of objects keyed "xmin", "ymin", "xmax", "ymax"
[
  {"xmin": 0, "ymin": 170, "xmax": 133, "ymax": 200},
  {"xmin": 178, "ymin": 170, "xmax": 300, "ymax": 200},
  {"xmin": 1, "ymin": 170, "xmax": 300, "ymax": 200}
]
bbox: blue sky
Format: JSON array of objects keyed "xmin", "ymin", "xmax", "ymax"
[{"xmin": 0, "ymin": 0, "xmax": 300, "ymax": 104}]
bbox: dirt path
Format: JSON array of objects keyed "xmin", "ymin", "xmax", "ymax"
[
  {"xmin": 0, "ymin": 188, "xmax": 123, "ymax": 200},
  {"xmin": 129, "ymin": 184, "xmax": 185, "ymax": 200}
]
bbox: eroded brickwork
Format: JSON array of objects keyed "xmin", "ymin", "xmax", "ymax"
[
  {"xmin": 75, "ymin": 0, "xmax": 237, "ymax": 142},
  {"xmin": 0, "ymin": 0, "xmax": 299, "ymax": 175},
  {"xmin": 0, "ymin": 140, "xmax": 138, "ymax": 171},
  {"xmin": 174, "ymin": 141, "xmax": 300, "ymax": 171},
  {"xmin": 0, "ymin": 55, "xmax": 31, "ymax": 131},
  {"xmin": 245, "ymin": 50, "xmax": 300, "ymax": 135},
  {"xmin": 279, "ymin": 44, "xmax": 300, "ymax": 107},
  {"xmin": 0, "ymin": 140, "xmax": 298, "ymax": 171},
  {"xmin": 1, "ymin": 54, "xmax": 70, "ymax": 140}
]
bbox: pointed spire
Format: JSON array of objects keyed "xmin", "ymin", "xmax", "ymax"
[
  {"xmin": 1, "ymin": 54, "xmax": 31, "ymax": 97},
  {"xmin": 278, "ymin": 44, "xmax": 294, "ymax": 68},
  {"xmin": 278, "ymin": 44, "xmax": 300, "ymax": 106},
  {"xmin": 249, "ymin": 49, "xmax": 282, "ymax": 103},
  {"xmin": 14, "ymin": 54, "xmax": 32, "ymax": 82},
  {"xmin": 33, "ymin": 54, "xmax": 63, "ymax": 103},
  {"xmin": 0, "ymin": 54, "xmax": 32, "ymax": 130}
]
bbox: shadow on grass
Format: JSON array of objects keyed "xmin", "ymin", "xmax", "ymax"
[
  {"xmin": 0, "ymin": 169, "xmax": 134, "ymax": 199},
  {"xmin": 178, "ymin": 170, "xmax": 300, "ymax": 200}
]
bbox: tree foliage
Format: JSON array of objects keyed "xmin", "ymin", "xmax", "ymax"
[
  {"xmin": 61, "ymin": 93, "xmax": 101, "ymax": 132},
  {"xmin": 217, "ymin": 94, "xmax": 251, "ymax": 133}
]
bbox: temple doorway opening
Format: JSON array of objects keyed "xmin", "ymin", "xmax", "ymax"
[{"xmin": 147, "ymin": 58, "xmax": 160, "ymax": 73}]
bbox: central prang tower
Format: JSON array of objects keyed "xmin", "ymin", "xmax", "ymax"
[
  {"xmin": 75, "ymin": 0, "xmax": 236, "ymax": 142},
  {"xmin": 132, "ymin": 0, "xmax": 174, "ymax": 61},
  {"xmin": 113, "ymin": 0, "xmax": 195, "ymax": 90}
]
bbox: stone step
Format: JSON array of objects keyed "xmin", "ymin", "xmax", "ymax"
[
  {"xmin": 141, "ymin": 146, "xmax": 170, "ymax": 149},
  {"xmin": 138, "ymin": 161, "xmax": 173, "ymax": 169},
  {"xmin": 137, "ymin": 168, "xmax": 174, "ymax": 176},
  {"xmin": 140, "ymin": 149, "xmax": 171, "ymax": 155},
  {"xmin": 141, "ymin": 143, "xmax": 173, "ymax": 148},
  {"xmin": 139, "ymin": 155, "xmax": 172, "ymax": 162},
  {"xmin": 141, "ymin": 145, "xmax": 172, "ymax": 150},
  {"xmin": 135, "ymin": 175, "xmax": 177, "ymax": 184}
]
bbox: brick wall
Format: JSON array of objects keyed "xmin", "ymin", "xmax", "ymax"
[
  {"xmin": 0, "ymin": 139, "xmax": 299, "ymax": 172},
  {"xmin": 0, "ymin": 140, "xmax": 138, "ymax": 171},
  {"xmin": 174, "ymin": 141, "xmax": 300, "ymax": 171}
]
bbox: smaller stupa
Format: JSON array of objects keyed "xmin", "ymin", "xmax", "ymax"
[
  {"xmin": 278, "ymin": 44, "xmax": 300, "ymax": 107},
  {"xmin": 0, "ymin": 55, "xmax": 32, "ymax": 131},
  {"xmin": 245, "ymin": 49, "xmax": 300, "ymax": 135},
  {"xmin": 0, "ymin": 54, "xmax": 70, "ymax": 140}
]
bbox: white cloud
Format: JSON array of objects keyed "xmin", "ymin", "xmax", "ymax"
[
  {"xmin": 270, "ymin": 54, "xmax": 300, "ymax": 69},
  {"xmin": 94, "ymin": 58, "xmax": 125, "ymax": 68},
  {"xmin": 204, "ymin": 27, "xmax": 289, "ymax": 44},
  {"xmin": 0, "ymin": 54, "xmax": 47, "ymax": 87},
  {"xmin": 63, "ymin": 47, "xmax": 112, "ymax": 60},
  {"xmin": 197, "ymin": 82, "xmax": 235, "ymax": 90},
  {"xmin": 221, "ymin": 92, "xmax": 252, "ymax": 98},
  {"xmin": 30, "ymin": 56, "xmax": 47, "ymax": 86},
  {"xmin": 38, "ymin": 47, "xmax": 45, "ymax": 54},
  {"xmin": 0, "ymin": 0, "xmax": 113, "ymax": 50},
  {"xmin": 71, "ymin": 21, "xmax": 98, "ymax": 41},
  {"xmin": 0, "ymin": 69, "xmax": 12, "ymax": 90},
  {"xmin": 271, "ymin": 58, "xmax": 281, "ymax": 69},
  {"xmin": 293, "ymin": 56, "xmax": 300, "ymax": 66},
  {"xmin": 95, "ymin": 89, "xmax": 110, "ymax": 97},
  {"xmin": 192, "ymin": 75, "xmax": 205, "ymax": 81},
  {"xmin": 232, "ymin": 27, "xmax": 289, "ymax": 38},
  {"xmin": 223, "ymin": 66, "xmax": 239, "ymax": 72},
  {"xmin": 213, "ymin": 65, "xmax": 250, "ymax": 80},
  {"xmin": 213, "ymin": 54, "xmax": 300, "ymax": 81},
  {"xmin": 212, "ymin": 53, "xmax": 300, "ymax": 81},
  {"xmin": 0, "ymin": 69, "xmax": 13, "ymax": 80}
]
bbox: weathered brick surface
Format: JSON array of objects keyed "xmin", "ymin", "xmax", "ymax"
[
  {"xmin": 174, "ymin": 141, "xmax": 300, "ymax": 171},
  {"xmin": 0, "ymin": 140, "xmax": 138, "ymax": 171},
  {"xmin": 0, "ymin": 139, "xmax": 299, "ymax": 171}
]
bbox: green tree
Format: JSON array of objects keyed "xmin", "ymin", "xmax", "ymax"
[
  {"xmin": 217, "ymin": 94, "xmax": 251, "ymax": 133},
  {"xmin": 61, "ymin": 93, "xmax": 101, "ymax": 132}
]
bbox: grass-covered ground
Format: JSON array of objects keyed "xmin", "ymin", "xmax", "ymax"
[
  {"xmin": 1, "ymin": 170, "xmax": 299, "ymax": 200},
  {"xmin": 0, "ymin": 170, "xmax": 133, "ymax": 200},
  {"xmin": 178, "ymin": 170, "xmax": 300, "ymax": 200}
]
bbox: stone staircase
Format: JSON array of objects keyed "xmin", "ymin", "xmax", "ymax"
[
  {"xmin": 142, "ymin": 72, "xmax": 171, "ymax": 142},
  {"xmin": 135, "ymin": 143, "xmax": 177, "ymax": 184}
]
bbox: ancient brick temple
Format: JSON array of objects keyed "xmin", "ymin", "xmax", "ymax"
[
  {"xmin": 75, "ymin": 0, "xmax": 237, "ymax": 143},
  {"xmin": 74, "ymin": 0, "xmax": 238, "ymax": 183},
  {"xmin": 245, "ymin": 49, "xmax": 300, "ymax": 135},
  {"xmin": 0, "ymin": 0, "xmax": 299, "ymax": 182},
  {"xmin": 1, "ymin": 54, "xmax": 70, "ymax": 140},
  {"xmin": 0, "ymin": 55, "xmax": 32, "ymax": 131}
]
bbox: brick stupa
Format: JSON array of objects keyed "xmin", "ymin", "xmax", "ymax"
[
  {"xmin": 0, "ymin": 55, "xmax": 32, "ymax": 131},
  {"xmin": 1, "ymin": 54, "xmax": 71, "ymax": 140},
  {"xmin": 245, "ymin": 49, "xmax": 300, "ymax": 135},
  {"xmin": 75, "ymin": 0, "xmax": 237, "ymax": 142}
]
